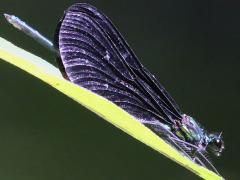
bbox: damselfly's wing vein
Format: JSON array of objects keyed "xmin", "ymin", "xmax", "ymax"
[{"xmin": 56, "ymin": 3, "xmax": 182, "ymax": 127}]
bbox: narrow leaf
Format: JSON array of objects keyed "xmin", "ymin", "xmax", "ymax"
[{"xmin": 0, "ymin": 37, "xmax": 224, "ymax": 180}]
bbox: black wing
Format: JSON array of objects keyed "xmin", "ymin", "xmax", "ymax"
[{"xmin": 55, "ymin": 3, "xmax": 182, "ymax": 128}]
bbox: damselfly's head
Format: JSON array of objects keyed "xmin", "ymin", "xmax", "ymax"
[
  {"xmin": 207, "ymin": 132, "xmax": 224, "ymax": 156},
  {"xmin": 177, "ymin": 114, "xmax": 224, "ymax": 156}
]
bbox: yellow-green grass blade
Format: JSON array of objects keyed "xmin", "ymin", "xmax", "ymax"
[{"xmin": 0, "ymin": 37, "xmax": 224, "ymax": 180}]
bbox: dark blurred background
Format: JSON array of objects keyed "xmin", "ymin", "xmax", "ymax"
[{"xmin": 0, "ymin": 0, "xmax": 239, "ymax": 179}]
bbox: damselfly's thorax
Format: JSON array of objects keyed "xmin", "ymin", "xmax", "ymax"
[
  {"xmin": 173, "ymin": 114, "xmax": 204, "ymax": 143},
  {"xmin": 174, "ymin": 114, "xmax": 224, "ymax": 156}
]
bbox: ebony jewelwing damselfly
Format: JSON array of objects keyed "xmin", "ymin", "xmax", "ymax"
[{"xmin": 4, "ymin": 3, "xmax": 224, "ymax": 175}]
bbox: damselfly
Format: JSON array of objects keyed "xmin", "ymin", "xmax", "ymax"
[{"xmin": 4, "ymin": 3, "xmax": 224, "ymax": 175}]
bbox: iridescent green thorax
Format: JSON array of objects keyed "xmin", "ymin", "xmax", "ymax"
[
  {"xmin": 174, "ymin": 114, "xmax": 224, "ymax": 156},
  {"xmin": 175, "ymin": 114, "xmax": 205, "ymax": 143}
]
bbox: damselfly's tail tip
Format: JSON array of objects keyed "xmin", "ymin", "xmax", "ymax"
[
  {"xmin": 4, "ymin": 13, "xmax": 18, "ymax": 22},
  {"xmin": 3, "ymin": 13, "xmax": 13, "ymax": 24},
  {"xmin": 3, "ymin": 13, "xmax": 23, "ymax": 31},
  {"xmin": 4, "ymin": 13, "xmax": 11, "ymax": 20}
]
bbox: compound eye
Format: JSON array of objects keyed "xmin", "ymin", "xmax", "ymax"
[
  {"xmin": 209, "ymin": 133, "xmax": 224, "ymax": 156},
  {"xmin": 214, "ymin": 138, "xmax": 224, "ymax": 152}
]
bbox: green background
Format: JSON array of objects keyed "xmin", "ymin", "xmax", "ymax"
[{"xmin": 0, "ymin": 1, "xmax": 239, "ymax": 179}]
